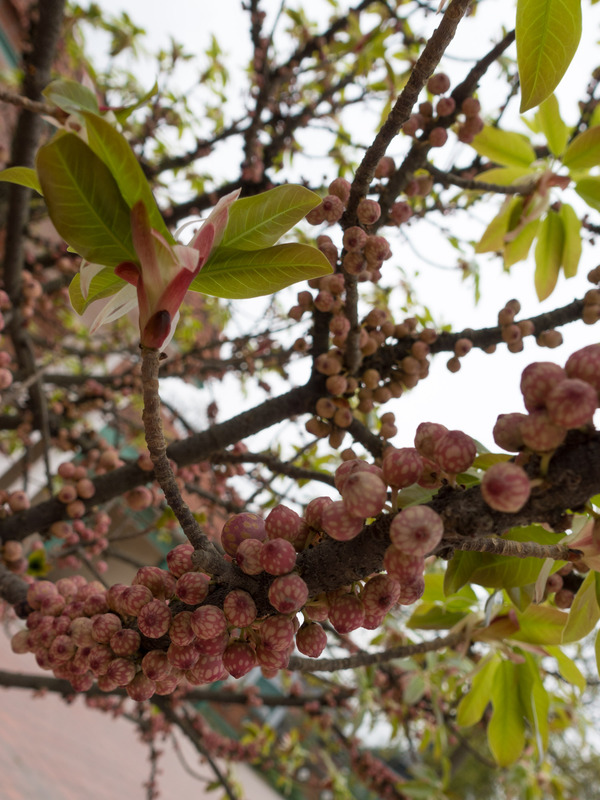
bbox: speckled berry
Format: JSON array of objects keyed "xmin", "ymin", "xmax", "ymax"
[
  {"xmin": 398, "ymin": 576, "xmax": 425, "ymax": 605},
  {"xmin": 88, "ymin": 643, "xmax": 113, "ymax": 675},
  {"xmin": 91, "ymin": 613, "xmax": 122, "ymax": 644},
  {"xmin": 48, "ymin": 634, "xmax": 76, "ymax": 663},
  {"xmin": 255, "ymin": 643, "xmax": 290, "ymax": 670},
  {"xmin": 167, "ymin": 641, "xmax": 200, "ymax": 670},
  {"xmin": 493, "ymin": 413, "xmax": 527, "ymax": 452},
  {"xmin": 169, "ymin": 611, "xmax": 196, "ymax": 646},
  {"xmin": 259, "ymin": 615, "xmax": 296, "ymax": 652},
  {"xmin": 106, "ymin": 657, "xmax": 136, "ymax": 687},
  {"xmin": 126, "ymin": 672, "xmax": 156, "ymax": 701},
  {"xmin": 121, "ymin": 585, "xmax": 154, "ymax": 616},
  {"xmin": 321, "ymin": 500, "xmax": 364, "ymax": 541},
  {"xmin": 265, "ymin": 505, "xmax": 307, "ymax": 547},
  {"xmin": 304, "ymin": 496, "xmax": 333, "ymax": 530},
  {"xmin": 361, "ymin": 574, "xmax": 401, "ymax": 617},
  {"xmin": 166, "ymin": 543, "xmax": 194, "ymax": 577},
  {"xmin": 432, "ymin": 430, "xmax": 476, "ymax": 474},
  {"xmin": 328, "ymin": 593, "xmax": 365, "ymax": 634},
  {"xmin": 520, "ymin": 362, "xmax": 567, "ymax": 412},
  {"xmin": 341, "ymin": 471, "xmax": 387, "ymax": 518},
  {"xmin": 268, "ymin": 574, "xmax": 309, "ymax": 614},
  {"xmin": 383, "ymin": 546, "xmax": 426, "ymax": 582},
  {"xmin": 195, "ymin": 630, "xmax": 229, "ymax": 656},
  {"xmin": 389, "ymin": 506, "xmax": 444, "ymax": 556},
  {"xmin": 187, "ymin": 654, "xmax": 226, "ymax": 685},
  {"xmin": 223, "ymin": 589, "xmax": 257, "ymax": 627},
  {"xmin": 481, "ymin": 462, "xmax": 531, "ymax": 513},
  {"xmin": 414, "ymin": 422, "xmax": 448, "ymax": 459},
  {"xmin": 223, "ymin": 641, "xmax": 257, "ymax": 678},
  {"xmin": 565, "ymin": 344, "xmax": 600, "ymax": 395},
  {"xmin": 520, "ymin": 409, "xmax": 566, "ymax": 452},
  {"xmin": 221, "ymin": 512, "xmax": 266, "ymax": 557},
  {"xmin": 133, "ymin": 566, "xmax": 176, "ymax": 600},
  {"xmin": 109, "ymin": 628, "xmax": 141, "ymax": 657},
  {"xmin": 296, "ymin": 622, "xmax": 327, "ymax": 657},
  {"xmin": 142, "ymin": 650, "xmax": 172, "ymax": 681},
  {"xmin": 546, "ymin": 378, "xmax": 597, "ymax": 428},
  {"xmin": 382, "ymin": 447, "xmax": 424, "ymax": 488},
  {"xmin": 175, "ymin": 571, "xmax": 210, "ymax": 605},
  {"xmin": 190, "ymin": 605, "xmax": 227, "ymax": 640},
  {"xmin": 137, "ymin": 599, "xmax": 172, "ymax": 638},
  {"xmin": 235, "ymin": 538, "xmax": 265, "ymax": 575},
  {"xmin": 357, "ymin": 198, "xmax": 381, "ymax": 225}
]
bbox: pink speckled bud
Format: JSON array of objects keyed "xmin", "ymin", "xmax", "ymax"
[
  {"xmin": 414, "ymin": 422, "xmax": 448, "ymax": 459},
  {"xmin": 565, "ymin": 344, "xmax": 600, "ymax": 395},
  {"xmin": 481, "ymin": 462, "xmax": 531, "ymax": 513},
  {"xmin": 91, "ymin": 613, "xmax": 122, "ymax": 644},
  {"xmin": 321, "ymin": 500, "xmax": 364, "ymax": 541},
  {"xmin": 296, "ymin": 622, "xmax": 327, "ymax": 657},
  {"xmin": 223, "ymin": 641, "xmax": 257, "ymax": 678},
  {"xmin": 341, "ymin": 471, "xmax": 387, "ymax": 518},
  {"xmin": 221, "ymin": 512, "xmax": 266, "ymax": 557},
  {"xmin": 142, "ymin": 650, "xmax": 172, "ymax": 681},
  {"xmin": 169, "ymin": 611, "xmax": 196, "ymax": 646},
  {"xmin": 187, "ymin": 654, "xmax": 226, "ymax": 685},
  {"xmin": 88, "ymin": 643, "xmax": 113, "ymax": 676},
  {"xmin": 69, "ymin": 617, "xmax": 95, "ymax": 647},
  {"xmin": 361, "ymin": 574, "xmax": 401, "ymax": 617},
  {"xmin": 126, "ymin": 672, "xmax": 156, "ymax": 701},
  {"xmin": 175, "ymin": 571, "xmax": 210, "ymax": 605},
  {"xmin": 167, "ymin": 641, "xmax": 200, "ymax": 670},
  {"xmin": 166, "ymin": 543, "xmax": 194, "ymax": 577},
  {"xmin": 260, "ymin": 538, "xmax": 297, "ymax": 575},
  {"xmin": 268, "ymin": 574, "xmax": 309, "ymax": 614},
  {"xmin": 383, "ymin": 546, "xmax": 426, "ymax": 582},
  {"xmin": 328, "ymin": 593, "xmax": 365, "ymax": 634},
  {"xmin": 48, "ymin": 634, "xmax": 76, "ymax": 663},
  {"xmin": 546, "ymin": 378, "xmax": 597, "ymax": 428},
  {"xmin": 223, "ymin": 589, "xmax": 257, "ymax": 628},
  {"xmin": 304, "ymin": 496, "xmax": 333, "ymax": 530},
  {"xmin": 520, "ymin": 361, "xmax": 566, "ymax": 412},
  {"xmin": 190, "ymin": 605, "xmax": 227, "ymax": 640},
  {"xmin": 235, "ymin": 538, "xmax": 265, "ymax": 575},
  {"xmin": 195, "ymin": 630, "xmax": 229, "ymax": 656},
  {"xmin": 106, "ymin": 657, "xmax": 136, "ymax": 687},
  {"xmin": 382, "ymin": 447, "xmax": 424, "ymax": 488},
  {"xmin": 110, "ymin": 628, "xmax": 141, "ymax": 657},
  {"xmin": 265, "ymin": 505, "xmax": 305, "ymax": 545},
  {"xmin": 520, "ymin": 409, "xmax": 566, "ymax": 452},
  {"xmin": 137, "ymin": 599, "xmax": 172, "ymax": 638},
  {"xmin": 493, "ymin": 413, "xmax": 527, "ymax": 452},
  {"xmin": 390, "ymin": 506, "xmax": 444, "ymax": 555},
  {"xmin": 398, "ymin": 575, "xmax": 425, "ymax": 605},
  {"xmin": 259, "ymin": 615, "xmax": 296, "ymax": 652},
  {"xmin": 432, "ymin": 430, "xmax": 476, "ymax": 474},
  {"xmin": 255, "ymin": 643, "xmax": 290, "ymax": 670},
  {"xmin": 357, "ymin": 198, "xmax": 381, "ymax": 225},
  {"xmin": 121, "ymin": 585, "xmax": 154, "ymax": 616},
  {"xmin": 132, "ymin": 566, "xmax": 175, "ymax": 600}
]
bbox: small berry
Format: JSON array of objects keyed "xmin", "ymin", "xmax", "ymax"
[
  {"xmin": 235, "ymin": 538, "xmax": 265, "ymax": 575},
  {"xmin": 106, "ymin": 658, "xmax": 136, "ymax": 687},
  {"xmin": 328, "ymin": 593, "xmax": 365, "ymax": 634},
  {"xmin": 321, "ymin": 500, "xmax": 364, "ymax": 541},
  {"xmin": 260, "ymin": 538, "xmax": 297, "ymax": 575},
  {"xmin": 414, "ymin": 422, "xmax": 448, "ymax": 459},
  {"xmin": 341, "ymin": 471, "xmax": 387, "ymax": 518},
  {"xmin": 493, "ymin": 413, "xmax": 527, "ymax": 452},
  {"xmin": 91, "ymin": 613, "xmax": 122, "ymax": 644},
  {"xmin": 166, "ymin": 544, "xmax": 194, "ymax": 577},
  {"xmin": 427, "ymin": 72, "xmax": 451, "ymax": 94},
  {"xmin": 110, "ymin": 628, "xmax": 141, "ymax": 657},
  {"xmin": 429, "ymin": 127, "xmax": 448, "ymax": 147},
  {"xmin": 121, "ymin": 585, "xmax": 154, "ymax": 616},
  {"xmin": 190, "ymin": 605, "xmax": 228, "ymax": 640},
  {"xmin": 175, "ymin": 572, "xmax": 210, "ymax": 605},
  {"xmin": 260, "ymin": 615, "xmax": 296, "ymax": 652},
  {"xmin": 546, "ymin": 378, "xmax": 597, "ymax": 428},
  {"xmin": 126, "ymin": 672, "xmax": 156, "ymax": 701},
  {"xmin": 220, "ymin": 513, "xmax": 266, "ymax": 557},
  {"xmin": 565, "ymin": 344, "xmax": 600, "ymax": 395},
  {"xmin": 361, "ymin": 574, "xmax": 401, "ymax": 617},
  {"xmin": 223, "ymin": 589, "xmax": 257, "ymax": 628},
  {"xmin": 383, "ymin": 546, "xmax": 425, "ymax": 582},
  {"xmin": 432, "ymin": 430, "xmax": 476, "ymax": 474},
  {"xmin": 520, "ymin": 362, "xmax": 566, "ymax": 412},
  {"xmin": 398, "ymin": 576, "xmax": 425, "ymax": 605},
  {"xmin": 480, "ymin": 462, "xmax": 531, "ymax": 513},
  {"xmin": 268, "ymin": 574, "xmax": 309, "ymax": 614},
  {"xmin": 296, "ymin": 622, "xmax": 327, "ymax": 657},
  {"xmin": 169, "ymin": 611, "xmax": 196, "ymax": 646},
  {"xmin": 265, "ymin": 505, "xmax": 306, "ymax": 546},
  {"xmin": 223, "ymin": 641, "xmax": 257, "ymax": 678},
  {"xmin": 520, "ymin": 409, "xmax": 566, "ymax": 452},
  {"xmin": 382, "ymin": 447, "xmax": 424, "ymax": 488},
  {"xmin": 389, "ymin": 506, "xmax": 444, "ymax": 555},
  {"xmin": 357, "ymin": 198, "xmax": 381, "ymax": 225},
  {"xmin": 304, "ymin": 496, "xmax": 333, "ymax": 529},
  {"xmin": 137, "ymin": 599, "xmax": 172, "ymax": 638}
]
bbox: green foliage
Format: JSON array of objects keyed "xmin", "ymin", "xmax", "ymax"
[{"xmin": 516, "ymin": 0, "xmax": 582, "ymax": 111}]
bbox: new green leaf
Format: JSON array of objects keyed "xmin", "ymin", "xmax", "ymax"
[
  {"xmin": 191, "ymin": 243, "xmax": 332, "ymax": 298},
  {"xmin": 558, "ymin": 202, "xmax": 581, "ymax": 278},
  {"xmin": 471, "ymin": 126, "xmax": 536, "ymax": 168},
  {"xmin": 562, "ymin": 570, "xmax": 600, "ymax": 643},
  {"xmin": 36, "ymin": 133, "xmax": 136, "ymax": 267},
  {"xmin": 534, "ymin": 209, "xmax": 564, "ymax": 300},
  {"xmin": 42, "ymin": 79, "xmax": 100, "ymax": 116},
  {"xmin": 535, "ymin": 94, "xmax": 568, "ymax": 156},
  {"xmin": 563, "ymin": 125, "xmax": 600, "ymax": 170},
  {"xmin": 517, "ymin": 0, "xmax": 582, "ymax": 112},
  {"xmin": 0, "ymin": 166, "xmax": 42, "ymax": 195},
  {"xmin": 488, "ymin": 660, "xmax": 526, "ymax": 766},
  {"xmin": 68, "ymin": 269, "xmax": 127, "ymax": 315},
  {"xmin": 456, "ymin": 654, "xmax": 501, "ymax": 727}
]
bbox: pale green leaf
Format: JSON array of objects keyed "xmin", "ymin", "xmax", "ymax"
[
  {"xmin": 562, "ymin": 571, "xmax": 600, "ymax": 643},
  {"xmin": 535, "ymin": 94, "xmax": 568, "ymax": 156},
  {"xmin": 68, "ymin": 269, "xmax": 127, "ymax": 315},
  {"xmin": 0, "ymin": 166, "xmax": 42, "ymax": 195},
  {"xmin": 504, "ymin": 217, "xmax": 540, "ymax": 268},
  {"xmin": 474, "ymin": 166, "xmax": 536, "ymax": 187},
  {"xmin": 471, "ymin": 126, "xmax": 536, "ymax": 168},
  {"xmin": 563, "ymin": 125, "xmax": 600, "ymax": 170},
  {"xmin": 36, "ymin": 133, "xmax": 136, "ymax": 267},
  {"xmin": 488, "ymin": 660, "xmax": 526, "ymax": 766},
  {"xmin": 517, "ymin": 0, "xmax": 582, "ymax": 112},
  {"xmin": 474, "ymin": 197, "xmax": 514, "ymax": 253},
  {"xmin": 83, "ymin": 112, "xmax": 173, "ymax": 243},
  {"xmin": 191, "ymin": 243, "xmax": 332, "ymax": 298},
  {"xmin": 517, "ymin": 654, "xmax": 549, "ymax": 756},
  {"xmin": 456, "ymin": 654, "xmax": 501, "ymax": 727},
  {"xmin": 558, "ymin": 202, "xmax": 581, "ymax": 278},
  {"xmin": 511, "ymin": 604, "xmax": 568, "ymax": 645},
  {"xmin": 545, "ymin": 645, "xmax": 586, "ymax": 691},
  {"xmin": 42, "ymin": 79, "xmax": 100, "ymax": 115},
  {"xmin": 575, "ymin": 176, "xmax": 600, "ymax": 212},
  {"xmin": 219, "ymin": 185, "xmax": 322, "ymax": 251},
  {"xmin": 534, "ymin": 210, "xmax": 564, "ymax": 300}
]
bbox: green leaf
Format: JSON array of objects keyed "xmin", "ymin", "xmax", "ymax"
[
  {"xmin": 516, "ymin": 0, "xmax": 582, "ymax": 112},
  {"xmin": 545, "ymin": 645, "xmax": 586, "ymax": 691},
  {"xmin": 219, "ymin": 185, "xmax": 322, "ymax": 251},
  {"xmin": 406, "ymin": 603, "xmax": 468, "ymax": 630},
  {"xmin": 511, "ymin": 604, "xmax": 568, "ymax": 645},
  {"xmin": 504, "ymin": 217, "xmax": 540, "ymax": 268},
  {"xmin": 113, "ymin": 81, "xmax": 159, "ymax": 124},
  {"xmin": 82, "ymin": 112, "xmax": 173, "ymax": 243},
  {"xmin": 456, "ymin": 654, "xmax": 501, "ymax": 727},
  {"xmin": 474, "ymin": 197, "xmax": 514, "ymax": 253},
  {"xmin": 562, "ymin": 570, "xmax": 600, "ymax": 643},
  {"xmin": 36, "ymin": 133, "xmax": 136, "ymax": 267},
  {"xmin": 0, "ymin": 166, "xmax": 42, "ymax": 195},
  {"xmin": 535, "ymin": 94, "xmax": 568, "ymax": 155},
  {"xmin": 534, "ymin": 209, "xmax": 564, "ymax": 300},
  {"xmin": 488, "ymin": 660, "xmax": 526, "ymax": 765},
  {"xmin": 517, "ymin": 653, "xmax": 549, "ymax": 756},
  {"xmin": 558, "ymin": 202, "xmax": 581, "ymax": 278},
  {"xmin": 575, "ymin": 176, "xmax": 600, "ymax": 212},
  {"xmin": 471, "ymin": 126, "xmax": 536, "ymax": 168},
  {"xmin": 42, "ymin": 79, "xmax": 100, "ymax": 115},
  {"xmin": 191, "ymin": 243, "xmax": 332, "ymax": 299},
  {"xmin": 563, "ymin": 125, "xmax": 600, "ymax": 170},
  {"xmin": 473, "ymin": 166, "xmax": 536, "ymax": 187},
  {"xmin": 68, "ymin": 269, "xmax": 127, "ymax": 315}
]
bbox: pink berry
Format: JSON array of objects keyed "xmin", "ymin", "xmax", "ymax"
[
  {"xmin": 382, "ymin": 447, "xmax": 424, "ymax": 488},
  {"xmin": 88, "ymin": 643, "xmax": 113, "ymax": 675},
  {"xmin": 334, "ymin": 459, "xmax": 381, "ymax": 493},
  {"xmin": 169, "ymin": 611, "xmax": 196, "ymax": 646},
  {"xmin": 235, "ymin": 538, "xmax": 265, "ymax": 575},
  {"xmin": 220, "ymin": 512, "xmax": 266, "ymax": 557},
  {"xmin": 296, "ymin": 622, "xmax": 327, "ymax": 657},
  {"xmin": 427, "ymin": 72, "xmax": 451, "ymax": 94},
  {"xmin": 91, "ymin": 613, "xmax": 122, "ymax": 644},
  {"xmin": 321, "ymin": 500, "xmax": 364, "ymax": 541},
  {"xmin": 175, "ymin": 572, "xmax": 210, "ymax": 605},
  {"xmin": 223, "ymin": 589, "xmax": 257, "ymax": 628},
  {"xmin": 106, "ymin": 658, "xmax": 136, "ymax": 687},
  {"xmin": 493, "ymin": 413, "xmax": 527, "ymax": 452},
  {"xmin": 321, "ymin": 194, "xmax": 344, "ymax": 223},
  {"xmin": 265, "ymin": 505, "xmax": 306, "ymax": 546},
  {"xmin": 126, "ymin": 672, "xmax": 156, "ymax": 701},
  {"xmin": 383, "ymin": 546, "xmax": 426, "ymax": 582},
  {"xmin": 268, "ymin": 574, "xmax": 309, "ymax": 614},
  {"xmin": 432, "ymin": 430, "xmax": 476, "ymax": 474},
  {"xmin": 436, "ymin": 96, "xmax": 456, "ymax": 115},
  {"xmin": 223, "ymin": 641, "xmax": 257, "ymax": 678},
  {"xmin": 356, "ymin": 198, "xmax": 381, "ymax": 225},
  {"xmin": 260, "ymin": 537, "xmax": 297, "ymax": 575},
  {"xmin": 361, "ymin": 574, "xmax": 401, "ymax": 617},
  {"xmin": 137, "ymin": 599, "xmax": 172, "ymax": 638},
  {"xmin": 341, "ymin": 471, "xmax": 387, "ymax": 518},
  {"xmin": 414, "ymin": 422, "xmax": 448, "ymax": 459},
  {"xmin": 195, "ymin": 630, "xmax": 229, "ymax": 656},
  {"xmin": 328, "ymin": 593, "xmax": 365, "ymax": 634},
  {"xmin": 109, "ymin": 628, "xmax": 141, "ymax": 657},
  {"xmin": 48, "ymin": 634, "xmax": 76, "ymax": 663},
  {"xmin": 142, "ymin": 650, "xmax": 172, "ymax": 681},
  {"xmin": 166, "ymin": 543, "xmax": 194, "ymax": 577},
  {"xmin": 481, "ymin": 462, "xmax": 531, "ymax": 513},
  {"xmin": 190, "ymin": 605, "xmax": 227, "ymax": 640},
  {"xmin": 304, "ymin": 496, "xmax": 333, "ymax": 530},
  {"xmin": 256, "ymin": 643, "xmax": 290, "ymax": 670},
  {"xmin": 167, "ymin": 641, "xmax": 199, "ymax": 670},
  {"xmin": 398, "ymin": 575, "xmax": 425, "ymax": 605},
  {"xmin": 429, "ymin": 127, "xmax": 448, "ymax": 147},
  {"xmin": 565, "ymin": 344, "xmax": 600, "ymax": 395},
  {"xmin": 389, "ymin": 506, "xmax": 444, "ymax": 555},
  {"xmin": 187, "ymin": 654, "xmax": 226, "ymax": 685},
  {"xmin": 328, "ymin": 177, "xmax": 351, "ymax": 203},
  {"xmin": 520, "ymin": 362, "xmax": 566, "ymax": 412},
  {"xmin": 259, "ymin": 615, "xmax": 296, "ymax": 652},
  {"xmin": 343, "ymin": 226, "xmax": 368, "ymax": 252},
  {"xmin": 546, "ymin": 378, "xmax": 597, "ymax": 428},
  {"xmin": 520, "ymin": 409, "xmax": 566, "ymax": 451},
  {"xmin": 304, "ymin": 597, "xmax": 330, "ymax": 622},
  {"xmin": 133, "ymin": 566, "xmax": 175, "ymax": 600},
  {"xmin": 121, "ymin": 585, "xmax": 154, "ymax": 616},
  {"xmin": 389, "ymin": 201, "xmax": 412, "ymax": 225}
]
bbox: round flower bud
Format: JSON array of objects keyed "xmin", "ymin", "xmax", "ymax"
[{"xmin": 480, "ymin": 462, "xmax": 531, "ymax": 513}]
